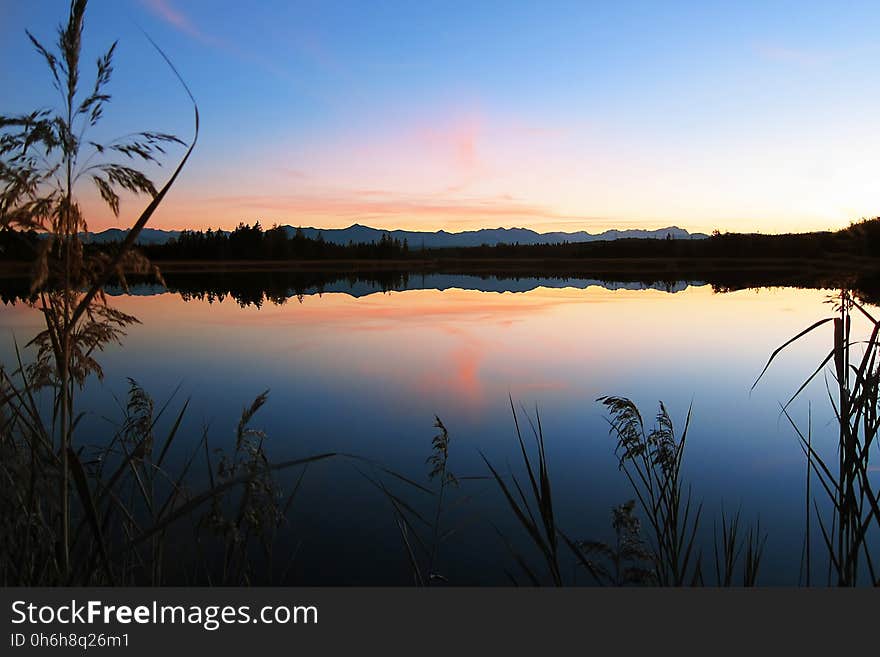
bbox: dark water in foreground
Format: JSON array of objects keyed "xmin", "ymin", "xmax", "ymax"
[{"xmin": 0, "ymin": 273, "xmax": 870, "ymax": 584}]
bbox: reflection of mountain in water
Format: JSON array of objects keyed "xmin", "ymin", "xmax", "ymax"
[
  {"xmin": 0, "ymin": 272, "xmax": 702, "ymax": 307},
  {"xmin": 249, "ymin": 275, "xmax": 700, "ymax": 299},
  {"xmin": 107, "ymin": 274, "xmax": 703, "ymax": 305},
  {"xmin": 5, "ymin": 266, "xmax": 879, "ymax": 308}
]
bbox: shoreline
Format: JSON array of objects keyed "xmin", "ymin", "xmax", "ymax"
[{"xmin": 2, "ymin": 255, "xmax": 878, "ymax": 277}]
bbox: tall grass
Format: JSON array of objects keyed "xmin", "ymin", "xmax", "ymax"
[
  {"xmin": 597, "ymin": 396, "xmax": 703, "ymax": 585},
  {"xmin": 480, "ymin": 400, "xmax": 614, "ymax": 586},
  {"xmin": 0, "ymin": 369, "xmax": 338, "ymax": 585},
  {"xmin": 481, "ymin": 397, "xmax": 769, "ymax": 586},
  {"xmin": 712, "ymin": 507, "xmax": 766, "ymax": 587},
  {"xmin": 358, "ymin": 416, "xmax": 484, "ymax": 586},
  {"xmin": 0, "ymin": 0, "xmax": 340, "ymax": 586},
  {"xmin": 755, "ymin": 289, "xmax": 880, "ymax": 585},
  {"xmin": 0, "ymin": 0, "xmax": 198, "ymax": 578},
  {"xmin": 577, "ymin": 500, "xmax": 654, "ymax": 586}
]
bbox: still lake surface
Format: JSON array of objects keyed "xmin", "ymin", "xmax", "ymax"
[{"xmin": 0, "ymin": 274, "xmax": 866, "ymax": 584}]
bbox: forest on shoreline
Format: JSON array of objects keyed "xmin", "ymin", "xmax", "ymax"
[
  {"xmin": 2, "ymin": 216, "xmax": 880, "ymax": 264},
  {"xmin": 3, "ymin": 219, "xmax": 879, "ymax": 304}
]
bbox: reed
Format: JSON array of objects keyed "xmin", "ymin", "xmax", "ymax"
[
  {"xmin": 712, "ymin": 507, "xmax": 767, "ymax": 586},
  {"xmin": 481, "ymin": 395, "xmax": 771, "ymax": 586},
  {"xmin": 0, "ymin": 0, "xmax": 198, "ymax": 578},
  {"xmin": 0, "ymin": 0, "xmax": 339, "ymax": 586},
  {"xmin": 596, "ymin": 397, "xmax": 703, "ymax": 585},
  {"xmin": 0, "ymin": 364, "xmax": 339, "ymax": 584},
  {"xmin": 481, "ymin": 399, "xmax": 604, "ymax": 585},
  {"xmin": 755, "ymin": 289, "xmax": 880, "ymax": 585},
  {"xmin": 577, "ymin": 500, "xmax": 655, "ymax": 586},
  {"xmin": 358, "ymin": 415, "xmax": 479, "ymax": 586}
]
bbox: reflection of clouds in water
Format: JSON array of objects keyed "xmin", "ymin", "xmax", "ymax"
[{"xmin": 413, "ymin": 342, "xmax": 486, "ymax": 409}]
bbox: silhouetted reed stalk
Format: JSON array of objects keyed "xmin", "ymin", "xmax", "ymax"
[
  {"xmin": 0, "ymin": 1, "xmax": 346, "ymax": 586},
  {"xmin": 712, "ymin": 507, "xmax": 766, "ymax": 587},
  {"xmin": 0, "ymin": 361, "xmax": 341, "ymax": 585},
  {"xmin": 577, "ymin": 500, "xmax": 654, "ymax": 586},
  {"xmin": 597, "ymin": 397, "xmax": 703, "ymax": 585},
  {"xmin": 425, "ymin": 417, "xmax": 458, "ymax": 582},
  {"xmin": 480, "ymin": 400, "xmax": 605, "ymax": 586},
  {"xmin": 358, "ymin": 416, "xmax": 472, "ymax": 586},
  {"xmin": 482, "ymin": 396, "xmax": 768, "ymax": 586},
  {"xmin": 755, "ymin": 289, "xmax": 880, "ymax": 585},
  {"xmin": 0, "ymin": 0, "xmax": 199, "ymax": 578}
]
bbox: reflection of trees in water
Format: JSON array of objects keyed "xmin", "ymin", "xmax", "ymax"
[
  {"xmin": 170, "ymin": 270, "xmax": 412, "ymax": 308},
  {"xmin": 3, "ymin": 267, "xmax": 880, "ymax": 308},
  {"xmin": 0, "ymin": 278, "xmax": 38, "ymax": 305},
  {"xmin": 0, "ymin": 270, "xmax": 411, "ymax": 308}
]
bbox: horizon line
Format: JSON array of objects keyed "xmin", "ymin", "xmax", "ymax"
[{"xmin": 83, "ymin": 222, "xmax": 705, "ymax": 235}]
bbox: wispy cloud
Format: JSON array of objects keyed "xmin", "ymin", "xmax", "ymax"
[
  {"xmin": 84, "ymin": 175, "xmax": 629, "ymax": 233},
  {"xmin": 178, "ymin": 188, "xmax": 595, "ymax": 229},
  {"xmin": 417, "ymin": 114, "xmax": 484, "ymax": 174},
  {"xmin": 140, "ymin": 0, "xmax": 292, "ymax": 79},
  {"xmin": 141, "ymin": 0, "xmax": 213, "ymax": 44}
]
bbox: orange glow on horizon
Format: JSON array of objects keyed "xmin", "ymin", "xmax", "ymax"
[
  {"xmin": 78, "ymin": 191, "xmax": 866, "ymax": 237},
  {"xmin": 74, "ymin": 106, "xmax": 880, "ymax": 237}
]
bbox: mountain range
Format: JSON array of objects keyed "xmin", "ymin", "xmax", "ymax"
[{"xmin": 82, "ymin": 223, "xmax": 708, "ymax": 247}]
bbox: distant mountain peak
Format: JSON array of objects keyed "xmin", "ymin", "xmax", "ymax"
[{"xmin": 82, "ymin": 223, "xmax": 708, "ymax": 247}]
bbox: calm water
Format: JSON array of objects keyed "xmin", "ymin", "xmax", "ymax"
[{"xmin": 0, "ymin": 275, "xmax": 865, "ymax": 584}]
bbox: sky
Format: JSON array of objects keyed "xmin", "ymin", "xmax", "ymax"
[{"xmin": 2, "ymin": 0, "xmax": 880, "ymax": 235}]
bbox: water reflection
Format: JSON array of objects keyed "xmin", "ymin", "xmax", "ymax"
[
  {"xmin": 0, "ymin": 275, "xmax": 872, "ymax": 584},
  {"xmin": 4, "ymin": 267, "xmax": 880, "ymax": 308}
]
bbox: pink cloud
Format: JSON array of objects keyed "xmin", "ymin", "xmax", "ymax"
[
  {"xmin": 417, "ymin": 114, "xmax": 484, "ymax": 174},
  {"xmin": 142, "ymin": 0, "xmax": 210, "ymax": 43},
  {"xmin": 411, "ymin": 341, "xmax": 486, "ymax": 407},
  {"xmin": 177, "ymin": 190, "xmax": 585, "ymax": 227},
  {"xmin": 280, "ymin": 168, "xmax": 309, "ymax": 180},
  {"xmin": 81, "ymin": 182, "xmax": 625, "ymax": 232},
  {"xmin": 140, "ymin": 0, "xmax": 292, "ymax": 79}
]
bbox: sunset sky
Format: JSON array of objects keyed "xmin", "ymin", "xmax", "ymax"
[{"xmin": 3, "ymin": 0, "xmax": 880, "ymax": 235}]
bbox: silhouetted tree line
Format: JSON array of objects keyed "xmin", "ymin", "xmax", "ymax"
[
  {"xmin": 139, "ymin": 218, "xmax": 879, "ymax": 261},
  {"xmin": 143, "ymin": 222, "xmax": 410, "ymax": 260},
  {"xmin": 124, "ymin": 216, "xmax": 880, "ymax": 261},
  {"xmin": 419, "ymin": 218, "xmax": 880, "ymax": 260},
  {"xmin": 0, "ymin": 228, "xmax": 41, "ymax": 260},
  {"xmin": 2, "ymin": 218, "xmax": 879, "ymax": 266}
]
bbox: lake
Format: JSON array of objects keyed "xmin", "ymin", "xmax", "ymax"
[{"xmin": 0, "ymin": 274, "xmax": 866, "ymax": 584}]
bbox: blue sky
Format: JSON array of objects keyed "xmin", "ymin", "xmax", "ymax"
[{"xmin": 3, "ymin": 0, "xmax": 880, "ymax": 233}]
